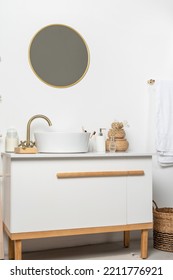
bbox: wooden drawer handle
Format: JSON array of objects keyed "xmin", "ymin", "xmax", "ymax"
[{"xmin": 57, "ymin": 170, "xmax": 144, "ymax": 178}]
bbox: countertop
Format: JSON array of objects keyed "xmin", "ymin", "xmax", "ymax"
[{"xmin": 2, "ymin": 152, "xmax": 153, "ymax": 159}]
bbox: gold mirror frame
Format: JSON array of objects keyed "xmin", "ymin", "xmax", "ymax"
[{"xmin": 28, "ymin": 24, "xmax": 90, "ymax": 88}]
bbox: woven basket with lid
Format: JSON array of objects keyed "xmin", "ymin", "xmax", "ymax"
[
  {"xmin": 106, "ymin": 139, "xmax": 129, "ymax": 152},
  {"xmin": 108, "ymin": 129, "xmax": 125, "ymax": 139},
  {"xmin": 116, "ymin": 139, "xmax": 129, "ymax": 151}
]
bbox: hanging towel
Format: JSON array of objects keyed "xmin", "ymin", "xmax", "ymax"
[{"xmin": 156, "ymin": 80, "xmax": 173, "ymax": 166}]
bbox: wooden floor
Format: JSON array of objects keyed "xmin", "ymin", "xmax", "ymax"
[{"xmin": 4, "ymin": 239, "xmax": 173, "ymax": 260}]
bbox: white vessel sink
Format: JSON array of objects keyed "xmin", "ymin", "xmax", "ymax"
[{"xmin": 34, "ymin": 132, "xmax": 90, "ymax": 153}]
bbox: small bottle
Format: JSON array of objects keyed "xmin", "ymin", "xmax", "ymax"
[
  {"xmin": 5, "ymin": 128, "xmax": 19, "ymax": 153},
  {"xmin": 95, "ymin": 128, "xmax": 106, "ymax": 152},
  {"xmin": 109, "ymin": 136, "xmax": 116, "ymax": 152}
]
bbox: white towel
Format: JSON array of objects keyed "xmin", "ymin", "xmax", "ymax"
[{"xmin": 155, "ymin": 80, "xmax": 173, "ymax": 166}]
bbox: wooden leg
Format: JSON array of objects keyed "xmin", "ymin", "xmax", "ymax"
[
  {"xmin": 141, "ymin": 229, "xmax": 148, "ymax": 259},
  {"xmin": 124, "ymin": 231, "xmax": 130, "ymax": 248},
  {"xmin": 0, "ymin": 190, "xmax": 4, "ymax": 259},
  {"xmin": 0, "ymin": 229, "xmax": 4, "ymax": 259},
  {"xmin": 14, "ymin": 240, "xmax": 22, "ymax": 260},
  {"xmin": 8, "ymin": 238, "xmax": 14, "ymax": 260}
]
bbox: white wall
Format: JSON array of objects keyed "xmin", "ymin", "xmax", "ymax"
[{"xmin": 1, "ymin": 0, "xmax": 173, "ymax": 253}]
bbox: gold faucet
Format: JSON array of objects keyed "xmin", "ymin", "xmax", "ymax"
[{"xmin": 25, "ymin": 114, "xmax": 52, "ymax": 147}]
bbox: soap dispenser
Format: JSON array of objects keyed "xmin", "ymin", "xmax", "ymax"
[
  {"xmin": 95, "ymin": 128, "xmax": 106, "ymax": 152},
  {"xmin": 5, "ymin": 128, "xmax": 19, "ymax": 153}
]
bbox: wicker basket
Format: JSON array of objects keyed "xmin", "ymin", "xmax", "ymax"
[
  {"xmin": 106, "ymin": 139, "xmax": 129, "ymax": 152},
  {"xmin": 116, "ymin": 139, "xmax": 129, "ymax": 151},
  {"xmin": 108, "ymin": 129, "xmax": 125, "ymax": 139},
  {"xmin": 153, "ymin": 200, "xmax": 173, "ymax": 252}
]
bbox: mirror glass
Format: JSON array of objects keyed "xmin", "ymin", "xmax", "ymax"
[{"xmin": 29, "ymin": 24, "xmax": 90, "ymax": 88}]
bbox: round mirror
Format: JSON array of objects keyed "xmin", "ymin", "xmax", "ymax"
[{"xmin": 29, "ymin": 24, "xmax": 90, "ymax": 88}]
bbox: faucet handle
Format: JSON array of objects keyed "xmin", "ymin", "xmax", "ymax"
[{"xmin": 18, "ymin": 140, "xmax": 36, "ymax": 149}]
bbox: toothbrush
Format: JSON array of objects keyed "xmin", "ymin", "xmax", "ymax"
[
  {"xmin": 90, "ymin": 131, "xmax": 96, "ymax": 138},
  {"xmin": 82, "ymin": 126, "xmax": 87, "ymax": 133}
]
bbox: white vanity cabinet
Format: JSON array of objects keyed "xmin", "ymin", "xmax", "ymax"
[{"xmin": 2, "ymin": 152, "xmax": 153, "ymax": 260}]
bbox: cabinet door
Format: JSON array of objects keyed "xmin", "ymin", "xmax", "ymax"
[
  {"xmin": 126, "ymin": 157, "xmax": 152, "ymax": 224},
  {"xmin": 9, "ymin": 158, "xmax": 127, "ymax": 233}
]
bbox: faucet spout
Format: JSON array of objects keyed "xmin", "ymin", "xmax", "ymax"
[{"xmin": 26, "ymin": 114, "xmax": 52, "ymax": 147}]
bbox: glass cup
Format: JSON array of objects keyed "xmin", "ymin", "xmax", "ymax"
[{"xmin": 109, "ymin": 137, "xmax": 116, "ymax": 152}]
